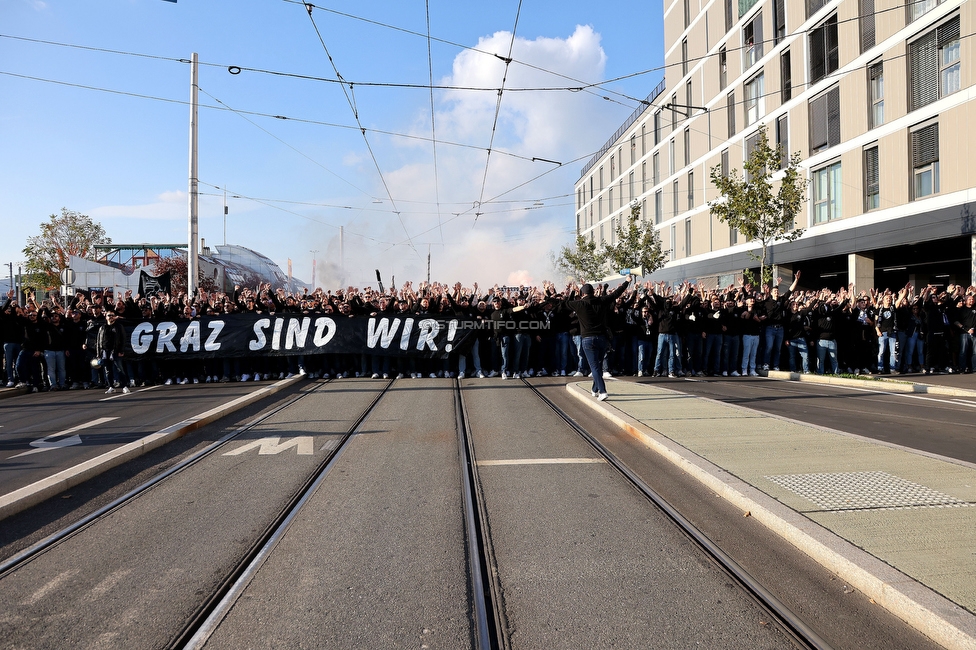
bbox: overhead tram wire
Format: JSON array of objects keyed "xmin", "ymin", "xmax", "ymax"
[
  {"xmin": 473, "ymin": 0, "xmax": 524, "ymax": 227},
  {"xmin": 196, "ymin": 181, "xmax": 396, "ymax": 247},
  {"xmin": 426, "ymin": 0, "xmax": 445, "ymax": 244},
  {"xmin": 197, "ymin": 86, "xmax": 373, "ymax": 200},
  {"xmin": 301, "ymin": 2, "xmax": 419, "ymax": 257},
  {"xmin": 276, "ymin": 0, "xmax": 647, "ymax": 109}
]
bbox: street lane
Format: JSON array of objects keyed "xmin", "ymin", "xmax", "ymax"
[{"xmin": 626, "ymin": 376, "xmax": 976, "ymax": 465}]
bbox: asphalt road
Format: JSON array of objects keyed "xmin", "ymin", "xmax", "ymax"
[
  {"xmin": 0, "ymin": 376, "xmax": 955, "ymax": 649},
  {"xmin": 628, "ymin": 375, "xmax": 976, "ymax": 464}
]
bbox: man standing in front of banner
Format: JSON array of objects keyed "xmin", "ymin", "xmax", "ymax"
[{"xmin": 564, "ymin": 273, "xmax": 631, "ymax": 401}]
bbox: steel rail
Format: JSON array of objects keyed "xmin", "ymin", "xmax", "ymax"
[
  {"xmin": 177, "ymin": 378, "xmax": 395, "ymax": 650},
  {"xmin": 0, "ymin": 379, "xmax": 332, "ymax": 579},
  {"xmin": 520, "ymin": 377, "xmax": 835, "ymax": 650},
  {"xmin": 454, "ymin": 378, "xmax": 507, "ymax": 650}
]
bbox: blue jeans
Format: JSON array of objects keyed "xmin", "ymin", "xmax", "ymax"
[
  {"xmin": 703, "ymin": 333, "xmax": 723, "ymax": 375},
  {"xmin": 636, "ymin": 338, "xmax": 655, "ymax": 374},
  {"xmin": 555, "ymin": 332, "xmax": 570, "ymax": 372},
  {"xmin": 817, "ymin": 339, "xmax": 838, "ymax": 375},
  {"xmin": 763, "ymin": 325, "xmax": 784, "ymax": 369},
  {"xmin": 897, "ymin": 332, "xmax": 921, "ymax": 371},
  {"xmin": 721, "ymin": 335, "xmax": 740, "ymax": 374},
  {"xmin": 958, "ymin": 332, "xmax": 976, "ymax": 372},
  {"xmin": 515, "ymin": 333, "xmax": 531, "ymax": 372},
  {"xmin": 4, "ymin": 342, "xmax": 20, "ymax": 384},
  {"xmin": 580, "ymin": 336, "xmax": 608, "ymax": 394},
  {"xmin": 499, "ymin": 335, "xmax": 514, "ymax": 376},
  {"xmin": 654, "ymin": 333, "xmax": 682, "ymax": 375},
  {"xmin": 788, "ymin": 338, "xmax": 809, "ymax": 373},
  {"xmin": 877, "ymin": 332, "xmax": 897, "ymax": 371},
  {"xmin": 741, "ymin": 334, "xmax": 759, "ymax": 373},
  {"xmin": 573, "ymin": 334, "xmax": 589, "ymax": 375},
  {"xmin": 44, "ymin": 350, "xmax": 67, "ymax": 388}
]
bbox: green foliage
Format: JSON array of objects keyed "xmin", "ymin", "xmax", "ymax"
[
  {"xmin": 22, "ymin": 208, "xmax": 111, "ymax": 290},
  {"xmin": 603, "ymin": 203, "xmax": 668, "ymax": 276},
  {"xmin": 552, "ymin": 204, "xmax": 667, "ymax": 282},
  {"xmin": 709, "ymin": 124, "xmax": 808, "ymax": 286}
]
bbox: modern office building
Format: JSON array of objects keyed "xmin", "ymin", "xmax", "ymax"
[{"xmin": 576, "ymin": 0, "xmax": 976, "ymax": 290}]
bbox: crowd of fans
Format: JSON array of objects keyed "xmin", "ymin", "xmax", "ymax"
[{"xmin": 2, "ymin": 272, "xmax": 976, "ymax": 393}]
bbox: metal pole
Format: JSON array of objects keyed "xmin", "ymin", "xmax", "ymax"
[
  {"xmin": 223, "ymin": 188, "xmax": 228, "ymax": 246},
  {"xmin": 187, "ymin": 52, "xmax": 200, "ymax": 297}
]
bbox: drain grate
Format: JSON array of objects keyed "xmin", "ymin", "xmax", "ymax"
[{"xmin": 764, "ymin": 470, "xmax": 975, "ymax": 512}]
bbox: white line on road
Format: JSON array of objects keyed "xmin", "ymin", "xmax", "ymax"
[
  {"xmin": 477, "ymin": 458, "xmax": 605, "ymax": 466},
  {"xmin": 10, "ymin": 417, "xmax": 120, "ymax": 458}
]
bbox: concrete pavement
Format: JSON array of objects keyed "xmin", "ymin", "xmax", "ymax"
[{"xmin": 568, "ymin": 376, "xmax": 976, "ymax": 650}]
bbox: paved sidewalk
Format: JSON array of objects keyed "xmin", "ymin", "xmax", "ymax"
[{"xmin": 568, "ymin": 379, "xmax": 976, "ymax": 650}]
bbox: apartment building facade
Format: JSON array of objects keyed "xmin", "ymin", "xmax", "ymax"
[{"xmin": 575, "ymin": 0, "xmax": 976, "ymax": 290}]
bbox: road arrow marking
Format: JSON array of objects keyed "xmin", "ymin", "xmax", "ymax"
[
  {"xmin": 10, "ymin": 417, "xmax": 120, "ymax": 458},
  {"xmin": 223, "ymin": 436, "xmax": 315, "ymax": 456}
]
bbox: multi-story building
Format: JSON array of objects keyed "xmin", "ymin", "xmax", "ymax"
[{"xmin": 576, "ymin": 0, "xmax": 976, "ymax": 290}]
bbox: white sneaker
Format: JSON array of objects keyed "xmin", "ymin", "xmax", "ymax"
[
  {"xmin": 458, "ymin": 371, "xmax": 465, "ymax": 379},
  {"xmin": 5, "ymin": 381, "xmax": 13, "ymax": 388},
  {"xmin": 429, "ymin": 373, "xmax": 437, "ymax": 378},
  {"xmin": 193, "ymin": 378, "xmax": 199, "ymax": 384},
  {"xmin": 572, "ymin": 371, "xmax": 583, "ymax": 377},
  {"xmin": 477, "ymin": 371, "xmax": 485, "ymax": 378},
  {"xmin": 122, "ymin": 386, "xmax": 130, "ymax": 394},
  {"xmin": 722, "ymin": 371, "xmax": 728, "ymax": 376},
  {"xmin": 749, "ymin": 371, "xmax": 759, "ymax": 376},
  {"xmin": 371, "ymin": 373, "xmax": 380, "ymax": 379},
  {"xmin": 129, "ymin": 379, "xmax": 136, "ymax": 387},
  {"xmin": 396, "ymin": 373, "xmax": 404, "ymax": 379},
  {"xmin": 637, "ymin": 371, "xmax": 644, "ymax": 377},
  {"xmin": 105, "ymin": 386, "xmax": 115, "ymax": 394},
  {"xmin": 382, "ymin": 373, "xmax": 389, "ymax": 379},
  {"xmin": 597, "ymin": 392, "xmax": 609, "ymax": 401},
  {"xmin": 591, "ymin": 390, "xmax": 598, "ymax": 397},
  {"xmin": 603, "ymin": 371, "xmax": 611, "ymax": 378},
  {"xmin": 240, "ymin": 374, "xmax": 250, "ymax": 382},
  {"xmin": 560, "ymin": 370, "xmax": 566, "ymax": 376},
  {"xmin": 512, "ymin": 372, "xmax": 521, "ymax": 379},
  {"xmin": 502, "ymin": 373, "xmax": 510, "ymax": 380},
  {"xmin": 488, "ymin": 371, "xmax": 498, "ymax": 378},
  {"xmin": 298, "ymin": 367, "xmax": 307, "ymax": 375},
  {"xmin": 286, "ymin": 372, "xmax": 295, "ymax": 379}
]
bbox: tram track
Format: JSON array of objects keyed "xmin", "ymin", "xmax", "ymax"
[{"xmin": 519, "ymin": 377, "xmax": 832, "ymax": 650}]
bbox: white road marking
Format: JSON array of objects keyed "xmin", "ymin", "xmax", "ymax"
[
  {"xmin": 24, "ymin": 570, "xmax": 79, "ymax": 606},
  {"xmin": 223, "ymin": 436, "xmax": 315, "ymax": 456},
  {"xmin": 477, "ymin": 458, "xmax": 605, "ymax": 466},
  {"xmin": 10, "ymin": 417, "xmax": 120, "ymax": 458},
  {"xmin": 87, "ymin": 569, "xmax": 133, "ymax": 602},
  {"xmin": 320, "ymin": 439, "xmax": 340, "ymax": 452}
]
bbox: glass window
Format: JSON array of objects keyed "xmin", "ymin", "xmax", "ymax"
[
  {"xmin": 673, "ymin": 180, "xmax": 680, "ymax": 218},
  {"xmin": 773, "ymin": 0, "xmax": 786, "ymax": 45},
  {"xmin": 598, "ymin": 196, "xmax": 603, "ymax": 220},
  {"xmin": 809, "ymin": 14, "xmax": 838, "ymax": 84},
  {"xmin": 860, "ymin": 0, "xmax": 876, "ymax": 53},
  {"xmin": 813, "ymin": 161, "xmax": 842, "ymax": 223},
  {"xmin": 630, "ymin": 135, "xmax": 636, "ymax": 165},
  {"xmin": 909, "ymin": 0, "xmax": 939, "ymax": 23},
  {"xmin": 684, "ymin": 128, "xmax": 691, "ymax": 167},
  {"xmin": 684, "ymin": 0, "xmax": 691, "ymax": 28},
  {"xmin": 721, "ymin": 148, "xmax": 730, "ymax": 178},
  {"xmin": 743, "ymin": 12, "xmax": 763, "ymax": 70},
  {"xmin": 642, "ymin": 162, "xmax": 647, "ymax": 193},
  {"xmin": 776, "ymin": 114, "xmax": 789, "ymax": 169},
  {"xmin": 629, "ymin": 171, "xmax": 635, "ymax": 203},
  {"xmin": 740, "ymin": 0, "xmax": 760, "ymax": 18},
  {"xmin": 727, "ymin": 92, "xmax": 736, "ymax": 137},
  {"xmin": 909, "ymin": 17, "xmax": 960, "ymax": 111},
  {"xmin": 911, "ymin": 123, "xmax": 940, "ymax": 199},
  {"xmin": 608, "ymin": 188, "xmax": 613, "ymax": 213},
  {"xmin": 719, "ymin": 47, "xmax": 728, "ymax": 90},
  {"xmin": 781, "ymin": 50, "xmax": 792, "ymax": 103},
  {"xmin": 685, "ymin": 219, "xmax": 692, "ymax": 257},
  {"xmin": 868, "ymin": 62, "xmax": 884, "ymax": 128},
  {"xmin": 599, "ymin": 166, "xmax": 604, "ymax": 189},
  {"xmin": 687, "ymin": 171, "xmax": 695, "ymax": 210},
  {"xmin": 864, "ymin": 145, "xmax": 880, "ymax": 210},
  {"xmin": 670, "ymin": 139, "xmax": 676, "ymax": 175},
  {"xmin": 670, "ymin": 224, "xmax": 677, "ymax": 260},
  {"xmin": 808, "ymin": 86, "xmax": 840, "ymax": 154},
  {"xmin": 726, "ymin": 0, "xmax": 734, "ymax": 32},
  {"xmin": 682, "ymin": 39, "xmax": 689, "ymax": 77},
  {"xmin": 653, "ymin": 152, "xmax": 660, "ymax": 185},
  {"xmin": 654, "ymin": 111, "xmax": 661, "ymax": 145},
  {"xmin": 744, "ymin": 72, "xmax": 765, "ymax": 127},
  {"xmin": 655, "ymin": 190, "xmax": 663, "ymax": 224}
]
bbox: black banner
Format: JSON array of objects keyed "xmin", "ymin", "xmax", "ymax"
[
  {"xmin": 138, "ymin": 270, "xmax": 171, "ymax": 297},
  {"xmin": 123, "ymin": 314, "xmax": 479, "ymax": 359}
]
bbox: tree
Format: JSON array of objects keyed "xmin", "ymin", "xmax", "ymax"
[
  {"xmin": 709, "ymin": 124, "xmax": 808, "ymax": 286},
  {"xmin": 552, "ymin": 203, "xmax": 668, "ymax": 283},
  {"xmin": 602, "ymin": 203, "xmax": 668, "ymax": 276},
  {"xmin": 22, "ymin": 208, "xmax": 111, "ymax": 290},
  {"xmin": 151, "ymin": 255, "xmax": 219, "ymax": 295},
  {"xmin": 551, "ymin": 233, "xmax": 607, "ymax": 283}
]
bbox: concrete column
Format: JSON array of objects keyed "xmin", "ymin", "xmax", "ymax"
[
  {"xmin": 971, "ymin": 235, "xmax": 976, "ymax": 287},
  {"xmin": 849, "ymin": 253, "xmax": 874, "ymax": 294},
  {"xmin": 772, "ymin": 263, "xmax": 793, "ymax": 290}
]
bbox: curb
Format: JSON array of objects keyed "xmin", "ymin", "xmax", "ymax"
[
  {"xmin": 566, "ymin": 381, "xmax": 976, "ymax": 650},
  {"xmin": 0, "ymin": 377, "xmax": 303, "ymax": 522},
  {"xmin": 766, "ymin": 370, "xmax": 976, "ymax": 398}
]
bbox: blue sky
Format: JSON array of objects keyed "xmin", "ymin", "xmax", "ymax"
[{"xmin": 1, "ymin": 0, "xmax": 664, "ymax": 289}]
